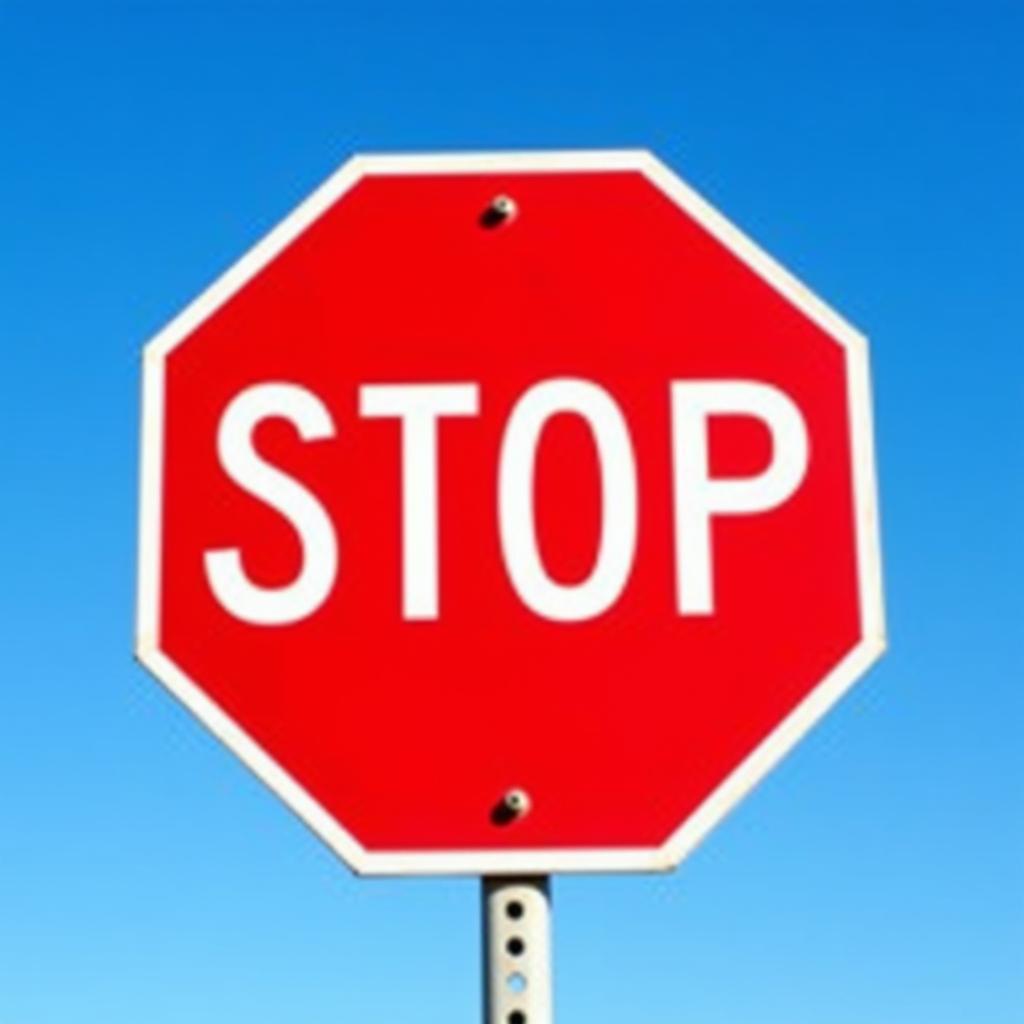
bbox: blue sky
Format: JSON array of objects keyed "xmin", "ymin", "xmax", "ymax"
[{"xmin": 1, "ymin": 2, "xmax": 1021, "ymax": 1021}]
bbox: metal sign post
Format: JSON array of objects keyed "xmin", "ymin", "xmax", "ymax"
[{"xmin": 483, "ymin": 877, "xmax": 553, "ymax": 1024}]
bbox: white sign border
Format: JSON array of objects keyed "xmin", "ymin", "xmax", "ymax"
[{"xmin": 136, "ymin": 149, "xmax": 886, "ymax": 876}]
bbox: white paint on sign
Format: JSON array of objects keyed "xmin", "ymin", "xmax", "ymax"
[
  {"xmin": 204, "ymin": 382, "xmax": 338, "ymax": 625},
  {"xmin": 670, "ymin": 381, "xmax": 809, "ymax": 615},
  {"xmin": 498, "ymin": 378, "xmax": 638, "ymax": 622},
  {"xmin": 204, "ymin": 376, "xmax": 809, "ymax": 625}
]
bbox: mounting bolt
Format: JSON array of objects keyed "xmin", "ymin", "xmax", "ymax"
[
  {"xmin": 502, "ymin": 788, "xmax": 531, "ymax": 818},
  {"xmin": 482, "ymin": 194, "xmax": 518, "ymax": 227}
]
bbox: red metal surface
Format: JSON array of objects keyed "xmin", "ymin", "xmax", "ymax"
[{"xmin": 157, "ymin": 169, "xmax": 861, "ymax": 854}]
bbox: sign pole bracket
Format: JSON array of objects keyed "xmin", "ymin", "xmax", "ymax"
[{"xmin": 482, "ymin": 876, "xmax": 553, "ymax": 1024}]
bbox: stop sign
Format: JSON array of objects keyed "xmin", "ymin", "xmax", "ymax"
[{"xmin": 136, "ymin": 151, "xmax": 884, "ymax": 875}]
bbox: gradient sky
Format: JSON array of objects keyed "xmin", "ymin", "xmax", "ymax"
[{"xmin": 1, "ymin": 3, "xmax": 1021, "ymax": 1022}]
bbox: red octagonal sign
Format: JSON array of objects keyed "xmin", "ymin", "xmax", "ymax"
[{"xmin": 136, "ymin": 151, "xmax": 885, "ymax": 875}]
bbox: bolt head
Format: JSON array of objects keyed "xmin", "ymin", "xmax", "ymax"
[
  {"xmin": 490, "ymin": 194, "xmax": 517, "ymax": 219},
  {"xmin": 502, "ymin": 787, "xmax": 531, "ymax": 816}
]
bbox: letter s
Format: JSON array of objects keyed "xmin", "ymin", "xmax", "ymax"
[{"xmin": 204, "ymin": 383, "xmax": 337, "ymax": 625}]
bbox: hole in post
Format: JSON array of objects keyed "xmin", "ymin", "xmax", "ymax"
[
  {"xmin": 505, "ymin": 900, "xmax": 525, "ymax": 920},
  {"xmin": 508, "ymin": 1013, "xmax": 526, "ymax": 1024},
  {"xmin": 506, "ymin": 937, "xmax": 525, "ymax": 956},
  {"xmin": 507, "ymin": 972, "xmax": 527, "ymax": 994}
]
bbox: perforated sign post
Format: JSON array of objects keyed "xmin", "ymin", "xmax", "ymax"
[{"xmin": 137, "ymin": 151, "xmax": 885, "ymax": 1024}]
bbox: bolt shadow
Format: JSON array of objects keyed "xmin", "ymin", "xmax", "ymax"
[
  {"xmin": 479, "ymin": 207, "xmax": 508, "ymax": 229},
  {"xmin": 490, "ymin": 800, "xmax": 519, "ymax": 826}
]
